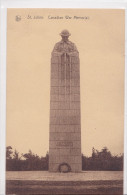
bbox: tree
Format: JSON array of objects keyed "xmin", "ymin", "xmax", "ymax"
[
  {"xmin": 13, "ymin": 150, "xmax": 21, "ymax": 160},
  {"xmin": 22, "ymin": 150, "xmax": 42, "ymax": 170},
  {"xmin": 6, "ymin": 146, "xmax": 13, "ymax": 159}
]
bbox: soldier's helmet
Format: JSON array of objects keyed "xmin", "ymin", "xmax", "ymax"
[{"xmin": 60, "ymin": 29, "xmax": 71, "ymax": 36}]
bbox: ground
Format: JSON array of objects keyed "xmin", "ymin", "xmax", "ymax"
[{"xmin": 6, "ymin": 171, "xmax": 123, "ymax": 195}]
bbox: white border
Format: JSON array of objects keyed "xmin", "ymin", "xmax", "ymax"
[
  {"xmin": 0, "ymin": 1, "xmax": 127, "ymax": 195},
  {"xmin": 124, "ymin": 7, "xmax": 127, "ymax": 195},
  {"xmin": 0, "ymin": 0, "xmax": 127, "ymax": 8},
  {"xmin": 0, "ymin": 1, "xmax": 7, "ymax": 195}
]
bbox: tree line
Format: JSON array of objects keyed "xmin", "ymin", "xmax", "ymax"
[
  {"xmin": 6, "ymin": 146, "xmax": 123, "ymax": 171},
  {"xmin": 82, "ymin": 147, "xmax": 123, "ymax": 171}
]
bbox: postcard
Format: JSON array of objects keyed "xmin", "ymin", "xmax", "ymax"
[{"xmin": 6, "ymin": 8, "xmax": 125, "ymax": 195}]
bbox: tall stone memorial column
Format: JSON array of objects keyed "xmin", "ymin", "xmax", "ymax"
[{"xmin": 49, "ymin": 30, "xmax": 82, "ymax": 172}]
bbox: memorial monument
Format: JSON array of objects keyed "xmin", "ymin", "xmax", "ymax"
[{"xmin": 49, "ymin": 30, "xmax": 82, "ymax": 172}]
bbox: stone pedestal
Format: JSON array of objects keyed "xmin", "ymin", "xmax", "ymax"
[{"xmin": 49, "ymin": 42, "xmax": 81, "ymax": 172}]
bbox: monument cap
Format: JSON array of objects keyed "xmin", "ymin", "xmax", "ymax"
[{"xmin": 60, "ymin": 29, "xmax": 71, "ymax": 36}]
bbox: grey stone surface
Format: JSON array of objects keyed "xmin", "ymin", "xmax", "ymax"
[{"xmin": 49, "ymin": 30, "xmax": 81, "ymax": 172}]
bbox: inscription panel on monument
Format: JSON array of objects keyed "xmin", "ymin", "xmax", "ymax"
[{"xmin": 56, "ymin": 141, "xmax": 73, "ymax": 147}]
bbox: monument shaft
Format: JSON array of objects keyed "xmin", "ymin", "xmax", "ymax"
[{"xmin": 49, "ymin": 32, "xmax": 81, "ymax": 172}]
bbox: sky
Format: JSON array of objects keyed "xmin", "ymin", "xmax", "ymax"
[{"xmin": 6, "ymin": 9, "xmax": 124, "ymax": 157}]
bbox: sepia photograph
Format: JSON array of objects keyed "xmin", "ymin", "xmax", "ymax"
[{"xmin": 6, "ymin": 8, "xmax": 124, "ymax": 194}]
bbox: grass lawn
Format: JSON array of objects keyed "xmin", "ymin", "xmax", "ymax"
[{"xmin": 6, "ymin": 180, "xmax": 123, "ymax": 195}]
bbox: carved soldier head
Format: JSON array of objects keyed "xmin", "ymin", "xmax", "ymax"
[{"xmin": 60, "ymin": 29, "xmax": 71, "ymax": 42}]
